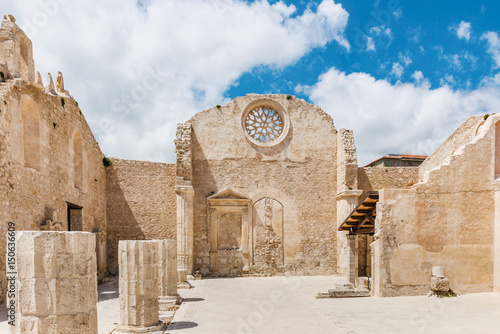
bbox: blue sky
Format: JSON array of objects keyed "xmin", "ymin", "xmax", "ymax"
[
  {"xmin": 230, "ymin": 0, "xmax": 499, "ymax": 94},
  {"xmin": 4, "ymin": 0, "xmax": 500, "ymax": 165}
]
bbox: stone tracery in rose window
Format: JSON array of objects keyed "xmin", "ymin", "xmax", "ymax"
[{"xmin": 244, "ymin": 106, "xmax": 284, "ymax": 143}]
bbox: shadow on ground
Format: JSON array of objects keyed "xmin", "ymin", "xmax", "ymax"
[
  {"xmin": 183, "ymin": 298, "xmax": 204, "ymax": 302},
  {"xmin": 167, "ymin": 321, "xmax": 199, "ymax": 330}
]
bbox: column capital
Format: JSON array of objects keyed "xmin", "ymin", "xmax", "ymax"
[{"xmin": 335, "ymin": 189, "xmax": 363, "ymax": 199}]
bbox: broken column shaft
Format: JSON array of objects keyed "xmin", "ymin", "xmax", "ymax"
[
  {"xmin": 11, "ymin": 231, "xmax": 98, "ymax": 334},
  {"xmin": 115, "ymin": 240, "xmax": 165, "ymax": 333}
]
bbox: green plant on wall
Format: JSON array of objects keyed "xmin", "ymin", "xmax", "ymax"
[{"xmin": 103, "ymin": 157, "xmax": 112, "ymax": 167}]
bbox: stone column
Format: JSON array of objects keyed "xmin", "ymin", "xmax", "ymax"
[
  {"xmin": 335, "ymin": 190, "xmax": 362, "ymax": 277},
  {"xmin": 10, "ymin": 231, "xmax": 97, "ymax": 334},
  {"xmin": 157, "ymin": 239, "xmax": 181, "ymax": 321},
  {"xmin": 176, "ymin": 182, "xmax": 194, "ymax": 283},
  {"xmin": 115, "ymin": 240, "xmax": 165, "ymax": 334},
  {"xmin": 346, "ymin": 234, "xmax": 357, "ymax": 284}
]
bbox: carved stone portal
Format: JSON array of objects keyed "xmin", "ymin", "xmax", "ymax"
[
  {"xmin": 207, "ymin": 188, "xmax": 251, "ymax": 275},
  {"xmin": 253, "ymin": 198, "xmax": 284, "ymax": 270}
]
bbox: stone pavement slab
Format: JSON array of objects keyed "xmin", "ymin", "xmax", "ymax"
[{"xmin": 167, "ymin": 276, "xmax": 500, "ymax": 334}]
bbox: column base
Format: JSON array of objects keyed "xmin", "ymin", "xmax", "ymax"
[
  {"xmin": 112, "ymin": 321, "xmax": 167, "ymax": 333},
  {"xmin": 159, "ymin": 312, "xmax": 175, "ymax": 325},
  {"xmin": 159, "ymin": 294, "xmax": 183, "ymax": 309}
]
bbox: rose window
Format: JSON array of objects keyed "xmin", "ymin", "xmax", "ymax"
[{"xmin": 244, "ymin": 106, "xmax": 284, "ymax": 143}]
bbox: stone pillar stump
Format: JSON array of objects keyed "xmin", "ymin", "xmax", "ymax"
[
  {"xmin": 10, "ymin": 231, "xmax": 97, "ymax": 334},
  {"xmin": 157, "ymin": 240, "xmax": 181, "ymax": 321},
  {"xmin": 114, "ymin": 240, "xmax": 165, "ymax": 334}
]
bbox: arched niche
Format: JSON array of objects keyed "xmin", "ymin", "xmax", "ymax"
[
  {"xmin": 253, "ymin": 197, "xmax": 284, "ymax": 268},
  {"xmin": 22, "ymin": 96, "xmax": 41, "ymax": 170}
]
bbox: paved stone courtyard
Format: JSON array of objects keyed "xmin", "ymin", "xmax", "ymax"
[{"xmin": 1, "ymin": 276, "xmax": 499, "ymax": 334}]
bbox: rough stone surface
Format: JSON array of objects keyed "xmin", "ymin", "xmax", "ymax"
[
  {"xmin": 0, "ymin": 17, "xmax": 35, "ymax": 81},
  {"xmin": 106, "ymin": 159, "xmax": 177, "ymax": 274},
  {"xmin": 431, "ymin": 277, "xmax": 451, "ymax": 292},
  {"xmin": 372, "ymin": 115, "xmax": 499, "ymax": 297},
  {"xmin": 10, "ymin": 231, "xmax": 98, "ymax": 334},
  {"xmin": 327, "ymin": 289, "xmax": 371, "ymax": 298}
]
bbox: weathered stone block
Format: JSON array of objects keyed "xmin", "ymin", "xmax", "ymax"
[
  {"xmin": 430, "ymin": 277, "xmax": 450, "ymax": 292},
  {"xmin": 12, "ymin": 232, "xmax": 97, "ymax": 334},
  {"xmin": 328, "ymin": 289, "xmax": 371, "ymax": 298},
  {"xmin": 335, "ymin": 282, "xmax": 354, "ymax": 290},
  {"xmin": 431, "ymin": 266, "xmax": 445, "ymax": 278},
  {"xmin": 18, "ymin": 279, "xmax": 53, "ymax": 315}
]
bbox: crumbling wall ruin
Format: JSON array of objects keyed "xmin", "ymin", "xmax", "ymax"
[{"xmin": 373, "ymin": 115, "xmax": 498, "ymax": 296}]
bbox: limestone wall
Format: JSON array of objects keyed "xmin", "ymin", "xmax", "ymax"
[
  {"xmin": 0, "ymin": 81, "xmax": 106, "ymax": 302},
  {"xmin": 358, "ymin": 166, "xmax": 420, "ymax": 197},
  {"xmin": 373, "ymin": 115, "xmax": 497, "ymax": 296},
  {"xmin": 187, "ymin": 94, "xmax": 338, "ymax": 276},
  {"xmin": 105, "ymin": 158, "xmax": 177, "ymax": 274}
]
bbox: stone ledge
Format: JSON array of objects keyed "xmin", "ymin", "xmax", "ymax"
[{"xmin": 316, "ymin": 289, "xmax": 371, "ymax": 298}]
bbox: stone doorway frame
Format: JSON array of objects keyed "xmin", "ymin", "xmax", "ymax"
[{"xmin": 207, "ymin": 188, "xmax": 252, "ymax": 273}]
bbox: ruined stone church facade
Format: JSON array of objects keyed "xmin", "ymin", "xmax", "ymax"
[{"xmin": 1, "ymin": 16, "xmax": 499, "ymax": 303}]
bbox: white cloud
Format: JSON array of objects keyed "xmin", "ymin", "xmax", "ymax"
[
  {"xmin": 3, "ymin": 0, "xmax": 349, "ymax": 162},
  {"xmin": 369, "ymin": 25, "xmax": 393, "ymax": 48},
  {"xmin": 411, "ymin": 71, "xmax": 424, "ymax": 83},
  {"xmin": 443, "ymin": 52, "xmax": 478, "ymax": 71},
  {"xmin": 299, "ymin": 68, "xmax": 500, "ymax": 165},
  {"xmin": 482, "ymin": 31, "xmax": 500, "ymax": 68},
  {"xmin": 393, "ymin": 8, "xmax": 403, "ymax": 19},
  {"xmin": 366, "ymin": 37, "xmax": 375, "ymax": 52},
  {"xmin": 456, "ymin": 21, "xmax": 472, "ymax": 41},
  {"xmin": 390, "ymin": 62, "xmax": 404, "ymax": 78},
  {"xmin": 439, "ymin": 74, "xmax": 456, "ymax": 86},
  {"xmin": 399, "ymin": 52, "xmax": 412, "ymax": 66}
]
